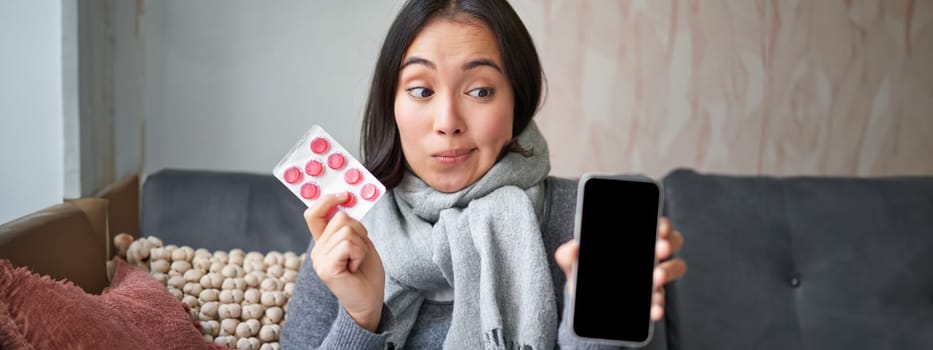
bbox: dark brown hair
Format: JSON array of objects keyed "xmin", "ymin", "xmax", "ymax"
[{"xmin": 360, "ymin": 0, "xmax": 545, "ymax": 189}]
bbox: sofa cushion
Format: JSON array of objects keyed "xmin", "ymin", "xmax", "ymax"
[
  {"xmin": 141, "ymin": 169, "xmax": 309, "ymax": 253},
  {"xmin": 0, "ymin": 258, "xmax": 224, "ymax": 350},
  {"xmin": 661, "ymin": 168, "xmax": 933, "ymax": 350}
]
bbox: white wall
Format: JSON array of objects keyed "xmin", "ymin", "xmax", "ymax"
[
  {"xmin": 111, "ymin": 0, "xmax": 146, "ymax": 182},
  {"xmin": 143, "ymin": 1, "xmax": 402, "ymax": 176},
  {"xmin": 76, "ymin": 0, "xmax": 116, "ymax": 196},
  {"xmin": 0, "ymin": 1, "xmax": 67, "ymax": 223}
]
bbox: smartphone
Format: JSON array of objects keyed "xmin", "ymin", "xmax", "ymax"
[{"xmin": 569, "ymin": 173, "xmax": 663, "ymax": 347}]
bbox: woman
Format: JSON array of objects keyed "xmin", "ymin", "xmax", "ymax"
[{"xmin": 281, "ymin": 0, "xmax": 687, "ymax": 349}]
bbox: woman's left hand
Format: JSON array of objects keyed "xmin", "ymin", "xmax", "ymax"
[{"xmin": 555, "ymin": 217, "xmax": 687, "ymax": 321}]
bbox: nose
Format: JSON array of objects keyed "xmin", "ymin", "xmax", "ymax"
[{"xmin": 434, "ymin": 93, "xmax": 465, "ymax": 136}]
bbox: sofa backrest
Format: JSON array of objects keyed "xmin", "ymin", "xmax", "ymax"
[
  {"xmin": 661, "ymin": 168, "xmax": 933, "ymax": 350},
  {"xmin": 141, "ymin": 169, "xmax": 310, "ymax": 253},
  {"xmin": 95, "ymin": 173, "xmax": 140, "ymax": 240}
]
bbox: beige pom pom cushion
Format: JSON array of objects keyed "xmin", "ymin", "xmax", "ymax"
[{"xmin": 122, "ymin": 236, "xmax": 304, "ymax": 350}]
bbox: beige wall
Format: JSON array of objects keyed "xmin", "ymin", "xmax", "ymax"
[{"xmin": 513, "ymin": 0, "xmax": 933, "ymax": 178}]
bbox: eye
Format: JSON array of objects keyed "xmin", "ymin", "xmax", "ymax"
[
  {"xmin": 467, "ymin": 87, "xmax": 495, "ymax": 98},
  {"xmin": 407, "ymin": 87, "xmax": 434, "ymax": 99}
]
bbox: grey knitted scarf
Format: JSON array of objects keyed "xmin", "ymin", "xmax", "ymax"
[{"xmin": 363, "ymin": 122, "xmax": 557, "ymax": 349}]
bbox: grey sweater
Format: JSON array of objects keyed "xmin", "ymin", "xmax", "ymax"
[{"xmin": 280, "ymin": 177, "xmax": 669, "ymax": 350}]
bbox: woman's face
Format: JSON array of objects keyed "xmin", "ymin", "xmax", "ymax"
[{"xmin": 394, "ymin": 18, "xmax": 514, "ymax": 193}]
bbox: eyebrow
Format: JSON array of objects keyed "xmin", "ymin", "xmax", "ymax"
[
  {"xmin": 400, "ymin": 57, "xmax": 435, "ymax": 70},
  {"xmin": 400, "ymin": 56, "xmax": 502, "ymax": 73},
  {"xmin": 462, "ymin": 58, "xmax": 502, "ymax": 72}
]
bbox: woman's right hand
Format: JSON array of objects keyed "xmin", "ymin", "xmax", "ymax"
[{"xmin": 304, "ymin": 192, "xmax": 385, "ymax": 332}]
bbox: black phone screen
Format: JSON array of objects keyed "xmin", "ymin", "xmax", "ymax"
[{"xmin": 573, "ymin": 176, "xmax": 660, "ymax": 343}]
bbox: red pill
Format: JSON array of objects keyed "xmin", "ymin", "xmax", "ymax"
[
  {"xmin": 327, "ymin": 153, "xmax": 346, "ymax": 170},
  {"xmin": 361, "ymin": 183, "xmax": 379, "ymax": 201},
  {"xmin": 300, "ymin": 183, "xmax": 320, "ymax": 200},
  {"xmin": 344, "ymin": 168, "xmax": 363, "ymax": 185},
  {"xmin": 340, "ymin": 191, "xmax": 357, "ymax": 208},
  {"xmin": 283, "ymin": 166, "xmax": 302, "ymax": 184},
  {"xmin": 310, "ymin": 137, "xmax": 329, "ymax": 154},
  {"xmin": 305, "ymin": 159, "xmax": 324, "ymax": 177}
]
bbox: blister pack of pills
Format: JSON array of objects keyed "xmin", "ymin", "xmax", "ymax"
[{"xmin": 272, "ymin": 125, "xmax": 386, "ymax": 220}]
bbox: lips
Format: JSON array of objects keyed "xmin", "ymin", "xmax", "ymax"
[{"xmin": 432, "ymin": 148, "xmax": 475, "ymax": 165}]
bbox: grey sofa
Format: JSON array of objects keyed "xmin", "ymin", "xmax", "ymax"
[
  {"xmin": 141, "ymin": 168, "xmax": 933, "ymax": 350},
  {"xmin": 661, "ymin": 170, "xmax": 933, "ymax": 350},
  {"xmin": 141, "ymin": 169, "xmax": 310, "ymax": 253}
]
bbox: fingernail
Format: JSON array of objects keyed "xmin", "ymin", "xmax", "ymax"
[
  {"xmin": 651, "ymin": 305, "xmax": 664, "ymax": 321},
  {"xmin": 656, "ymin": 240, "xmax": 670, "ymax": 256}
]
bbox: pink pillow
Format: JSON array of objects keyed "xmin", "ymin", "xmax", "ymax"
[{"xmin": 0, "ymin": 258, "xmax": 227, "ymax": 350}]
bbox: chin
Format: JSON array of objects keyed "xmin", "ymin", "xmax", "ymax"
[
  {"xmin": 429, "ymin": 176, "xmax": 472, "ymax": 193},
  {"xmin": 432, "ymin": 182, "xmax": 467, "ymax": 193}
]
